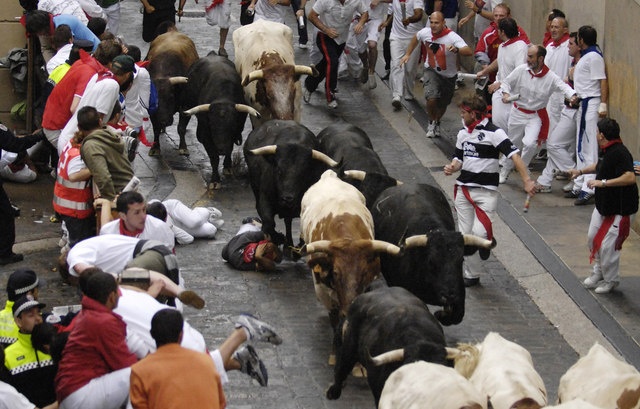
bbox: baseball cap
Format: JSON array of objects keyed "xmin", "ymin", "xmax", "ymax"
[
  {"xmin": 111, "ymin": 55, "xmax": 136, "ymax": 74},
  {"xmin": 7, "ymin": 268, "xmax": 39, "ymax": 301},
  {"xmin": 12, "ymin": 294, "xmax": 46, "ymax": 318}
]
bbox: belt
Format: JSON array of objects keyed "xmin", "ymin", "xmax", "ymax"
[{"xmin": 514, "ymin": 102, "xmax": 550, "ymax": 145}]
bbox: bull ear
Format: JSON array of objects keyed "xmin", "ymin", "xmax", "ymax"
[{"xmin": 242, "ymin": 69, "xmax": 264, "ymax": 87}]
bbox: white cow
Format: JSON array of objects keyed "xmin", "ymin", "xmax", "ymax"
[
  {"xmin": 558, "ymin": 343, "xmax": 640, "ymax": 409},
  {"xmin": 379, "ymin": 361, "xmax": 488, "ymax": 409},
  {"xmin": 544, "ymin": 400, "xmax": 604, "ymax": 409},
  {"xmin": 232, "ymin": 19, "xmax": 316, "ymax": 127},
  {"xmin": 448, "ymin": 332, "xmax": 547, "ymax": 409}
]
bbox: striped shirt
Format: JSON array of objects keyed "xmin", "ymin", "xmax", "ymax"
[{"xmin": 453, "ymin": 119, "xmax": 518, "ymax": 190}]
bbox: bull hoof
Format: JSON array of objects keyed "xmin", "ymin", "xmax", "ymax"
[
  {"xmin": 351, "ymin": 363, "xmax": 367, "ymax": 378},
  {"xmin": 148, "ymin": 146, "xmax": 161, "ymax": 157},
  {"xmin": 222, "ymin": 167, "xmax": 233, "ymax": 176},
  {"xmin": 208, "ymin": 181, "xmax": 222, "ymax": 191},
  {"xmin": 326, "ymin": 384, "xmax": 342, "ymax": 400},
  {"xmin": 178, "ymin": 148, "xmax": 190, "ymax": 156}
]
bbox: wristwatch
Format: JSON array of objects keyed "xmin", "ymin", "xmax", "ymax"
[{"xmin": 601, "ymin": 179, "xmax": 607, "ymax": 187}]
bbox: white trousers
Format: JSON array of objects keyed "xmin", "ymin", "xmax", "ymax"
[
  {"xmin": 546, "ymin": 91, "xmax": 565, "ymax": 132},
  {"xmin": 570, "ymin": 97, "xmax": 600, "ymax": 194},
  {"xmin": 501, "ymin": 107, "xmax": 540, "ymax": 173},
  {"xmin": 389, "ymin": 37, "xmax": 420, "ymax": 99},
  {"xmin": 491, "ymin": 91, "xmax": 510, "ymax": 132},
  {"xmin": 587, "ymin": 209, "xmax": 633, "ymax": 284},
  {"xmin": 164, "ymin": 199, "xmax": 217, "ymax": 238},
  {"xmin": 537, "ymin": 107, "xmax": 577, "ymax": 186},
  {"xmin": 455, "ymin": 187, "xmax": 498, "ymax": 279},
  {"xmin": 104, "ymin": 3, "xmax": 121, "ymax": 35},
  {"xmin": 60, "ymin": 367, "xmax": 131, "ymax": 409}
]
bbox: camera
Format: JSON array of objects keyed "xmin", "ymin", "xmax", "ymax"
[{"xmin": 124, "ymin": 127, "xmax": 139, "ymax": 138}]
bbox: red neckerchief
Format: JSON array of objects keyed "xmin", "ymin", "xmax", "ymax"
[
  {"xmin": 431, "ymin": 27, "xmax": 452, "ymax": 41},
  {"xmin": 600, "ymin": 139, "xmax": 622, "ymax": 152},
  {"xmin": 119, "ymin": 219, "xmax": 143, "ymax": 238},
  {"xmin": 136, "ymin": 60, "xmax": 150, "ymax": 68},
  {"xmin": 501, "ymin": 37, "xmax": 520, "ymax": 47},
  {"xmin": 552, "ymin": 33, "xmax": 570, "ymax": 47},
  {"xmin": 529, "ymin": 64, "xmax": 549, "ymax": 78},
  {"xmin": 461, "ymin": 105, "xmax": 486, "ymax": 133},
  {"xmin": 206, "ymin": 0, "xmax": 224, "ymax": 12}
]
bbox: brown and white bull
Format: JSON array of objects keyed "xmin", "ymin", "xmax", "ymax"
[
  {"xmin": 232, "ymin": 19, "xmax": 317, "ymax": 127},
  {"xmin": 146, "ymin": 31, "xmax": 199, "ymax": 156},
  {"xmin": 379, "ymin": 362, "xmax": 488, "ymax": 409},
  {"xmin": 558, "ymin": 343, "xmax": 640, "ymax": 409},
  {"xmin": 448, "ymin": 332, "xmax": 547, "ymax": 409},
  {"xmin": 300, "ymin": 170, "xmax": 401, "ymax": 329}
]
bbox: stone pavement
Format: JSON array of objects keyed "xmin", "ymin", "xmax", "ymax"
[{"xmin": 1, "ymin": 1, "xmax": 639, "ymax": 407}]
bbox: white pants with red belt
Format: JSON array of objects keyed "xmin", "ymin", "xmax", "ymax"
[
  {"xmin": 587, "ymin": 209, "xmax": 632, "ymax": 284},
  {"xmin": 455, "ymin": 187, "xmax": 498, "ymax": 279},
  {"xmin": 501, "ymin": 107, "xmax": 540, "ymax": 174}
]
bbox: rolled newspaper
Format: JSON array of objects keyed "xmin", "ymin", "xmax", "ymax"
[{"xmin": 122, "ymin": 176, "xmax": 141, "ymax": 192}]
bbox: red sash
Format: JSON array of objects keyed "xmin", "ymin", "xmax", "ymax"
[
  {"xmin": 590, "ymin": 215, "xmax": 630, "ymax": 263},
  {"xmin": 454, "ymin": 185, "xmax": 493, "ymax": 241},
  {"xmin": 514, "ymin": 102, "xmax": 550, "ymax": 145}
]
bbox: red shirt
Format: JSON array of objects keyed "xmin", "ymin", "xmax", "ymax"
[
  {"xmin": 42, "ymin": 51, "xmax": 107, "ymax": 130},
  {"xmin": 55, "ymin": 296, "xmax": 137, "ymax": 403},
  {"xmin": 475, "ymin": 22, "xmax": 530, "ymax": 64}
]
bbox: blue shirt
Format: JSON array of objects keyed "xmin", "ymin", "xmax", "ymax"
[{"xmin": 53, "ymin": 14, "xmax": 100, "ymax": 51}]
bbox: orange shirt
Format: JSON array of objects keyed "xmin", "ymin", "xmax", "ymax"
[{"xmin": 130, "ymin": 343, "xmax": 226, "ymax": 409}]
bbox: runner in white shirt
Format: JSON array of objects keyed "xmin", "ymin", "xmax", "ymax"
[
  {"xmin": 361, "ymin": 0, "xmax": 388, "ymax": 89},
  {"xmin": 497, "ymin": 44, "xmax": 577, "ymax": 185},
  {"xmin": 402, "ymin": 12, "xmax": 472, "ymax": 137},
  {"xmin": 544, "ymin": 17, "xmax": 572, "ymax": 130},
  {"xmin": 565, "ymin": 25, "xmax": 608, "ymax": 205},
  {"xmin": 381, "ymin": 0, "xmax": 424, "ymax": 109},
  {"xmin": 249, "ymin": 0, "xmax": 291, "ymax": 24},
  {"xmin": 479, "ymin": 17, "xmax": 527, "ymax": 132}
]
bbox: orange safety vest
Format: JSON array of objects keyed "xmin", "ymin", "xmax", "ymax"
[{"xmin": 53, "ymin": 143, "xmax": 93, "ymax": 218}]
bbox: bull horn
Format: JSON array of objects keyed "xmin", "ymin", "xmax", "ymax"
[
  {"xmin": 249, "ymin": 145, "xmax": 277, "ymax": 156},
  {"xmin": 463, "ymin": 234, "xmax": 493, "ymax": 248},
  {"xmin": 370, "ymin": 240, "xmax": 402, "ymax": 255},
  {"xmin": 242, "ymin": 70, "xmax": 264, "ymax": 87},
  {"xmin": 305, "ymin": 240, "xmax": 332, "ymax": 254},
  {"xmin": 343, "ymin": 170, "xmax": 366, "ymax": 181},
  {"xmin": 294, "ymin": 65, "xmax": 317, "ymax": 77},
  {"xmin": 404, "ymin": 235, "xmax": 428, "ymax": 249},
  {"xmin": 311, "ymin": 150, "xmax": 339, "ymax": 168},
  {"xmin": 168, "ymin": 76, "xmax": 188, "ymax": 85},
  {"xmin": 371, "ymin": 348, "xmax": 405, "ymax": 366},
  {"xmin": 183, "ymin": 104, "xmax": 211, "ymax": 116},
  {"xmin": 235, "ymin": 104, "xmax": 262, "ymax": 118}
]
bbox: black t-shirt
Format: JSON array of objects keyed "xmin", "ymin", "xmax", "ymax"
[{"xmin": 595, "ymin": 142, "xmax": 639, "ymax": 216}]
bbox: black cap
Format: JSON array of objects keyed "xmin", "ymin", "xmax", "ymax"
[
  {"xmin": 12, "ymin": 294, "xmax": 46, "ymax": 318},
  {"xmin": 7, "ymin": 269, "xmax": 39, "ymax": 301},
  {"xmin": 111, "ymin": 55, "xmax": 135, "ymax": 74}
]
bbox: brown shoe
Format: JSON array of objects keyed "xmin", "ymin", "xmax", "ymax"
[{"xmin": 178, "ymin": 290, "xmax": 205, "ymax": 309}]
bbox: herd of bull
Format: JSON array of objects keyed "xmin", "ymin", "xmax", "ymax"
[{"xmin": 142, "ymin": 19, "xmax": 639, "ymax": 409}]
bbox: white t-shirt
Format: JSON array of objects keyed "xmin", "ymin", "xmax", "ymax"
[
  {"xmin": 124, "ymin": 67, "xmax": 151, "ymax": 129},
  {"xmin": 495, "ymin": 39, "xmax": 528, "ymax": 83},
  {"xmin": 544, "ymin": 37, "xmax": 571, "ymax": 79},
  {"xmin": 47, "ymin": 43, "xmax": 73, "ymax": 74},
  {"xmin": 100, "ymin": 214, "xmax": 176, "ymax": 251},
  {"xmin": 58, "ymin": 73, "xmax": 121, "ymax": 153},
  {"xmin": 388, "ymin": 0, "xmax": 424, "ymax": 41},
  {"xmin": 366, "ymin": 0, "xmax": 387, "ymax": 21},
  {"xmin": 254, "ymin": 0, "xmax": 288, "ymax": 24},
  {"xmin": 38, "ymin": 0, "xmax": 89, "ymax": 25},
  {"xmin": 573, "ymin": 50, "xmax": 606, "ymax": 98},
  {"xmin": 67, "ymin": 234, "xmax": 139, "ymax": 276},
  {"xmin": 416, "ymin": 29, "xmax": 468, "ymax": 78},
  {"xmin": 312, "ymin": 0, "xmax": 368, "ymax": 45},
  {"xmin": 500, "ymin": 64, "xmax": 575, "ymax": 110},
  {"xmin": 0, "ymin": 382, "xmax": 34, "ymax": 409}
]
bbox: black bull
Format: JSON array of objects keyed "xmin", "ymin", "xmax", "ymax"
[
  {"xmin": 243, "ymin": 120, "xmax": 337, "ymax": 248},
  {"xmin": 371, "ymin": 183, "xmax": 494, "ymax": 326},
  {"xmin": 326, "ymin": 285, "xmax": 448, "ymax": 407},
  {"xmin": 182, "ymin": 53, "xmax": 260, "ymax": 190}
]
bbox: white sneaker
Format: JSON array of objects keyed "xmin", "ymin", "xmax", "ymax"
[
  {"xmin": 595, "ymin": 281, "xmax": 619, "ymax": 294},
  {"xmin": 499, "ymin": 167, "xmax": 511, "ymax": 184},
  {"xmin": 207, "ymin": 207, "xmax": 223, "ymax": 220},
  {"xmin": 298, "ymin": 43, "xmax": 309, "ymax": 49},
  {"xmin": 562, "ymin": 181, "xmax": 575, "ymax": 193},
  {"xmin": 433, "ymin": 122, "xmax": 441, "ymax": 138},
  {"xmin": 327, "ymin": 100, "xmax": 338, "ymax": 109},
  {"xmin": 583, "ymin": 274, "xmax": 603, "ymax": 289},
  {"xmin": 368, "ymin": 74, "xmax": 376, "ymax": 89},
  {"xmin": 426, "ymin": 122, "xmax": 436, "ymax": 138}
]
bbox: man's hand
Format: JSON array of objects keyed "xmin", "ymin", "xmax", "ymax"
[
  {"xmin": 296, "ymin": 9, "xmax": 304, "ymax": 17},
  {"xmin": 523, "ymin": 179, "xmax": 536, "ymax": 196},
  {"xmin": 354, "ymin": 22, "xmax": 365, "ymax": 35},
  {"xmin": 488, "ymin": 81, "xmax": 501, "ymax": 94},
  {"xmin": 501, "ymin": 93, "xmax": 511, "ymax": 104},
  {"xmin": 145, "ymin": 4, "xmax": 155, "ymax": 13},
  {"xmin": 443, "ymin": 161, "xmax": 461, "ymax": 176},
  {"xmin": 598, "ymin": 102, "xmax": 607, "ymax": 118},
  {"xmin": 399, "ymin": 54, "xmax": 410, "ymax": 67},
  {"xmin": 324, "ymin": 27, "xmax": 339, "ymax": 38}
]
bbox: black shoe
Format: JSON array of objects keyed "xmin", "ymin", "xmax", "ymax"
[
  {"xmin": 564, "ymin": 189, "xmax": 580, "ymax": 199},
  {"xmin": 574, "ymin": 191, "xmax": 594, "ymax": 206},
  {"xmin": 535, "ymin": 149, "xmax": 548, "ymax": 160},
  {"xmin": 0, "ymin": 253, "xmax": 24, "ymax": 266},
  {"xmin": 464, "ymin": 277, "xmax": 480, "ymax": 287}
]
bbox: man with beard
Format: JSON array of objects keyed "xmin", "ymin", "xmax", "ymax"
[
  {"xmin": 497, "ymin": 44, "xmax": 577, "ymax": 185},
  {"xmin": 57, "ymin": 55, "xmax": 136, "ymax": 154}
]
